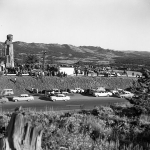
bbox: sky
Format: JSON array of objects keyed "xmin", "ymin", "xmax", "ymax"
[{"xmin": 0, "ymin": 0, "xmax": 150, "ymax": 51}]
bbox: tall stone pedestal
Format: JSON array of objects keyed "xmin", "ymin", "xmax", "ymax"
[{"xmin": 4, "ymin": 34, "xmax": 14, "ymax": 68}]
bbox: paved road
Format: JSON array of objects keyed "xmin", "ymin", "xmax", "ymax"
[{"xmin": 0, "ymin": 94, "xmax": 127, "ymax": 112}]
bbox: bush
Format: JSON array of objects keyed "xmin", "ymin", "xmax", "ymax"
[{"xmin": 128, "ymin": 69, "xmax": 150, "ymax": 114}]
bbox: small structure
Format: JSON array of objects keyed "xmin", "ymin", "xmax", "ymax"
[
  {"xmin": 59, "ymin": 66, "xmax": 74, "ymax": 75},
  {"xmin": 126, "ymin": 71, "xmax": 142, "ymax": 77}
]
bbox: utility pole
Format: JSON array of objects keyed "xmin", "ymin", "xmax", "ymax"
[{"xmin": 42, "ymin": 51, "xmax": 46, "ymax": 71}]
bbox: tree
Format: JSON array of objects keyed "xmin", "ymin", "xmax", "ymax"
[
  {"xmin": 128, "ymin": 69, "xmax": 150, "ymax": 114},
  {"xmin": 14, "ymin": 58, "xmax": 20, "ymax": 67},
  {"xmin": 25, "ymin": 54, "xmax": 39, "ymax": 67}
]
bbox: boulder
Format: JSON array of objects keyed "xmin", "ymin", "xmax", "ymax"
[{"xmin": 0, "ymin": 109, "xmax": 43, "ymax": 150}]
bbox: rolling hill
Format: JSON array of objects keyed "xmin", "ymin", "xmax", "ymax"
[{"xmin": 0, "ymin": 41, "xmax": 150, "ymax": 66}]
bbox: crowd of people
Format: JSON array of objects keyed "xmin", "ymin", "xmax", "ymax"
[
  {"xmin": 3, "ymin": 64, "xmax": 69, "ymax": 77},
  {"xmin": 2, "ymin": 63, "xmax": 141, "ymax": 78}
]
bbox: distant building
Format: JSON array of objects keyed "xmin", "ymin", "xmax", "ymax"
[
  {"xmin": 126, "ymin": 71, "xmax": 142, "ymax": 77},
  {"xmin": 59, "ymin": 67, "xmax": 74, "ymax": 75}
]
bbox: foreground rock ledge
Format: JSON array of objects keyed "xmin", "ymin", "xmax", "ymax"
[{"xmin": 0, "ymin": 109, "xmax": 43, "ymax": 150}]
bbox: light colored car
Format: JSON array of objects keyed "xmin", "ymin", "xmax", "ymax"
[
  {"xmin": 116, "ymin": 91, "xmax": 134, "ymax": 98},
  {"xmin": 0, "ymin": 97, "xmax": 9, "ymax": 103},
  {"xmin": 12, "ymin": 94, "xmax": 34, "ymax": 102},
  {"xmin": 70, "ymin": 88, "xmax": 84, "ymax": 93},
  {"xmin": 111, "ymin": 88, "xmax": 124, "ymax": 95},
  {"xmin": 75, "ymin": 88, "xmax": 84, "ymax": 93},
  {"xmin": 0, "ymin": 89, "xmax": 14, "ymax": 96},
  {"xmin": 70, "ymin": 89, "xmax": 78, "ymax": 93},
  {"xmin": 52, "ymin": 89, "xmax": 61, "ymax": 94},
  {"xmin": 93, "ymin": 91, "xmax": 113, "ymax": 97},
  {"xmin": 61, "ymin": 91, "xmax": 69, "ymax": 94},
  {"xmin": 45, "ymin": 89, "xmax": 61, "ymax": 96},
  {"xmin": 49, "ymin": 94, "xmax": 70, "ymax": 101}
]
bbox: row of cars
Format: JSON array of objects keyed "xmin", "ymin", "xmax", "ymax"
[
  {"xmin": 0, "ymin": 87, "xmax": 135, "ymax": 103},
  {"xmin": 41, "ymin": 88, "xmax": 84, "ymax": 95},
  {"xmin": 0, "ymin": 88, "xmax": 80, "ymax": 103},
  {"xmin": 110, "ymin": 89, "xmax": 134, "ymax": 99},
  {"xmin": 42, "ymin": 88, "xmax": 84, "ymax": 102},
  {"xmin": 44, "ymin": 87, "xmax": 134, "ymax": 101},
  {"xmin": 83, "ymin": 88, "xmax": 134, "ymax": 99}
]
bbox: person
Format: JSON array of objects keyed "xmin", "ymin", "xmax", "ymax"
[
  {"xmin": 132, "ymin": 72, "xmax": 134, "ymax": 76},
  {"xmin": 14, "ymin": 77, "xmax": 17, "ymax": 83},
  {"xmin": 31, "ymin": 87, "xmax": 34, "ymax": 93},
  {"xmin": 36, "ymin": 74, "xmax": 39, "ymax": 80},
  {"xmin": 4, "ymin": 68, "xmax": 8, "ymax": 76}
]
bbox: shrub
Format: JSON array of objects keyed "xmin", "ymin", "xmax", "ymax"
[{"xmin": 128, "ymin": 69, "xmax": 150, "ymax": 114}]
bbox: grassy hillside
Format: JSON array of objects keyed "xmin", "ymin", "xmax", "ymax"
[
  {"xmin": 0, "ymin": 76, "xmax": 135, "ymax": 95},
  {"xmin": 1, "ymin": 41, "xmax": 150, "ymax": 65}
]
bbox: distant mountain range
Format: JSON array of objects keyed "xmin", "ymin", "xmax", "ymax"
[{"xmin": 0, "ymin": 41, "xmax": 150, "ymax": 66}]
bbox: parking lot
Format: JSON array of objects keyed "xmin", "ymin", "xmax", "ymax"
[{"xmin": 0, "ymin": 93, "xmax": 128, "ymax": 112}]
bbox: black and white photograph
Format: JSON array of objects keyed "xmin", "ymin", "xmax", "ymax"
[{"xmin": 0, "ymin": 0, "xmax": 150, "ymax": 149}]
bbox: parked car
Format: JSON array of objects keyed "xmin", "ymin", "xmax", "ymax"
[
  {"xmin": 69, "ymin": 89, "xmax": 78, "ymax": 93},
  {"xmin": 41, "ymin": 90, "xmax": 47, "ymax": 94},
  {"xmin": 52, "ymin": 89, "xmax": 61, "ymax": 94},
  {"xmin": 115, "ymin": 91, "xmax": 134, "ymax": 99},
  {"xmin": 60, "ymin": 89, "xmax": 69, "ymax": 94},
  {"xmin": 83, "ymin": 89, "xmax": 91, "ymax": 95},
  {"xmin": 45, "ymin": 90, "xmax": 54, "ymax": 96},
  {"xmin": 12, "ymin": 94, "xmax": 34, "ymax": 102},
  {"xmin": 0, "ymin": 96, "xmax": 9, "ymax": 103},
  {"xmin": 32, "ymin": 88, "xmax": 39, "ymax": 94},
  {"xmin": 111, "ymin": 88, "xmax": 124, "ymax": 95},
  {"xmin": 83, "ymin": 89, "xmax": 96, "ymax": 95},
  {"xmin": 75, "ymin": 88, "xmax": 84, "ymax": 93},
  {"xmin": 49, "ymin": 94, "xmax": 70, "ymax": 101},
  {"xmin": 93, "ymin": 91, "xmax": 113, "ymax": 97},
  {"xmin": 45, "ymin": 89, "xmax": 61, "ymax": 96},
  {"xmin": 89, "ymin": 89, "xmax": 97, "ymax": 95},
  {"xmin": 0, "ymin": 89, "xmax": 14, "ymax": 96},
  {"xmin": 69, "ymin": 88, "xmax": 84, "ymax": 93}
]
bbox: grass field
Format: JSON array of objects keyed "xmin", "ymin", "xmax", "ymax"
[{"xmin": 0, "ymin": 76, "xmax": 135, "ymax": 95}]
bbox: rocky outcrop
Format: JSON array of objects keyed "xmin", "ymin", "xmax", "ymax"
[{"xmin": 0, "ymin": 108, "xmax": 43, "ymax": 150}]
